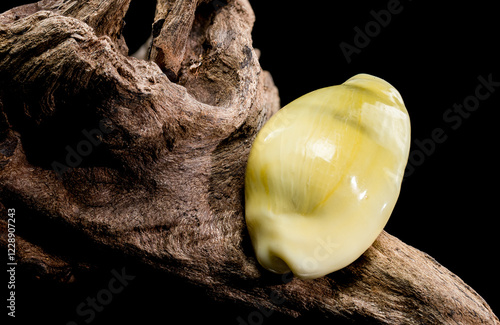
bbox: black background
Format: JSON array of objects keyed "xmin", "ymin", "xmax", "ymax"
[
  {"xmin": 251, "ymin": 0, "xmax": 499, "ymax": 320},
  {"xmin": 2, "ymin": 0, "xmax": 499, "ymax": 324}
]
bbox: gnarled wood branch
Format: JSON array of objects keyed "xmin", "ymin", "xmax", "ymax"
[{"xmin": 0, "ymin": 1, "xmax": 498, "ymax": 323}]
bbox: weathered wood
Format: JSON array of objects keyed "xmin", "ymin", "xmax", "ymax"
[{"xmin": 0, "ymin": 1, "xmax": 498, "ymax": 323}]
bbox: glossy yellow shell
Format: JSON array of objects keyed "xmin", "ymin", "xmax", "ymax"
[{"xmin": 245, "ymin": 74, "xmax": 411, "ymax": 279}]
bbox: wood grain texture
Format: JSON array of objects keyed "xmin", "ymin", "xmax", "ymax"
[{"xmin": 0, "ymin": 1, "xmax": 498, "ymax": 323}]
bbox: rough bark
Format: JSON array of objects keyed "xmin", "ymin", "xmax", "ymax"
[{"xmin": 0, "ymin": 1, "xmax": 498, "ymax": 324}]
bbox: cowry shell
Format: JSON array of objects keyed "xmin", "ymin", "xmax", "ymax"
[{"xmin": 245, "ymin": 74, "xmax": 411, "ymax": 279}]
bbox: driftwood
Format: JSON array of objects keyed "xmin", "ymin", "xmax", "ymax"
[{"xmin": 0, "ymin": 0, "xmax": 498, "ymax": 323}]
